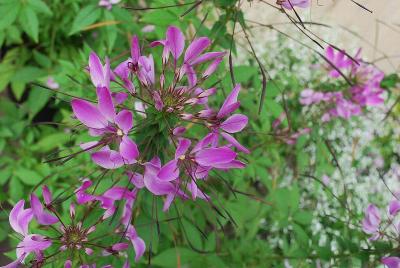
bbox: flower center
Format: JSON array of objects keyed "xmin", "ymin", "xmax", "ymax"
[
  {"xmin": 117, "ymin": 129, "xmax": 123, "ymax": 136},
  {"xmin": 62, "ymin": 225, "xmax": 88, "ymax": 248}
]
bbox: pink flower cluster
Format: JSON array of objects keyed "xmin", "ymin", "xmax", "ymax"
[
  {"xmin": 362, "ymin": 200, "xmax": 400, "ymax": 268},
  {"xmin": 6, "ymin": 185, "xmax": 144, "ymax": 267},
  {"xmin": 5, "ymin": 26, "xmax": 249, "ymax": 266},
  {"xmin": 300, "ymin": 46, "xmax": 385, "ymax": 122}
]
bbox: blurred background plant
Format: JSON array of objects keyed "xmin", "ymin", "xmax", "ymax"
[{"xmin": 0, "ymin": 0, "xmax": 399, "ymax": 267}]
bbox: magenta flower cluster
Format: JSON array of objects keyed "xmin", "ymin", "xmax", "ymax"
[
  {"xmin": 5, "ymin": 26, "xmax": 249, "ymax": 267},
  {"xmin": 362, "ymin": 200, "xmax": 400, "ymax": 268},
  {"xmin": 300, "ymin": 46, "xmax": 385, "ymax": 122}
]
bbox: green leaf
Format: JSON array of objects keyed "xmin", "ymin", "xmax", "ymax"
[
  {"xmin": 11, "ymin": 66, "xmax": 46, "ymax": 83},
  {"xmin": 14, "ymin": 168, "xmax": 42, "ymax": 186},
  {"xmin": 10, "ymin": 81, "xmax": 25, "ymax": 100},
  {"xmin": 9, "ymin": 177, "xmax": 23, "ymax": 201},
  {"xmin": 293, "ymin": 210, "xmax": 313, "ymax": 226},
  {"xmin": 152, "ymin": 248, "xmax": 197, "ymax": 268},
  {"xmin": 33, "ymin": 51, "xmax": 52, "ymax": 68},
  {"xmin": 69, "ymin": 5, "xmax": 101, "ymax": 35},
  {"xmin": 141, "ymin": 10, "xmax": 177, "ymax": 26},
  {"xmin": 0, "ymin": 168, "xmax": 11, "ymax": 186},
  {"xmin": 28, "ymin": 0, "xmax": 52, "ymax": 15},
  {"xmin": 26, "ymin": 86, "xmax": 51, "ymax": 120},
  {"xmin": 292, "ymin": 223, "xmax": 310, "ymax": 249},
  {"xmin": 0, "ymin": 63, "xmax": 16, "ymax": 92},
  {"xmin": 0, "ymin": 3, "xmax": 20, "ymax": 29},
  {"xmin": 31, "ymin": 133, "xmax": 70, "ymax": 152},
  {"xmin": 19, "ymin": 7, "xmax": 39, "ymax": 42},
  {"xmin": 104, "ymin": 12, "xmax": 117, "ymax": 53}
]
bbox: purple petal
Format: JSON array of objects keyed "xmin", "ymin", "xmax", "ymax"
[
  {"xmin": 89, "ymin": 52, "xmax": 105, "ymax": 87},
  {"xmin": 184, "ymin": 37, "xmax": 211, "ymax": 63},
  {"xmin": 221, "ymin": 132, "xmax": 250, "ymax": 154},
  {"xmin": 188, "ymin": 180, "xmax": 198, "ymax": 199},
  {"xmin": 132, "ymin": 236, "xmax": 145, "ymax": 262},
  {"xmin": 96, "ymin": 86, "xmax": 116, "ymax": 121},
  {"xmin": 127, "ymin": 172, "xmax": 145, "ymax": 189},
  {"xmin": 112, "ymin": 92, "xmax": 129, "ymax": 105},
  {"xmin": 17, "ymin": 208, "xmax": 33, "ymax": 236},
  {"xmin": 389, "ymin": 200, "xmax": 400, "ymax": 216},
  {"xmin": 103, "ymin": 186, "xmax": 136, "ymax": 200},
  {"xmin": 144, "ymin": 165, "xmax": 174, "ymax": 195},
  {"xmin": 158, "ymin": 160, "xmax": 179, "ymax": 181},
  {"xmin": 9, "ymin": 200, "xmax": 25, "ymax": 235},
  {"xmin": 220, "ymin": 114, "xmax": 248, "ymax": 133},
  {"xmin": 92, "ymin": 149, "xmax": 124, "ymax": 169},
  {"xmin": 153, "ymin": 91, "xmax": 164, "ymax": 111},
  {"xmin": 114, "ymin": 59, "xmax": 130, "ymax": 80},
  {"xmin": 122, "ymin": 196, "xmax": 134, "ymax": 226},
  {"xmin": 30, "ymin": 194, "xmax": 58, "ymax": 225},
  {"xmin": 166, "ymin": 26, "xmax": 185, "ymax": 61},
  {"xmin": 382, "ymin": 257, "xmax": 400, "ymax": 268},
  {"xmin": 71, "ymin": 99, "xmax": 108, "ymax": 129},
  {"xmin": 163, "ymin": 193, "xmax": 175, "ymax": 211},
  {"xmin": 150, "ymin": 156, "xmax": 161, "ymax": 168},
  {"xmin": 42, "ymin": 186, "xmax": 52, "ymax": 206},
  {"xmin": 17, "ymin": 234, "xmax": 51, "ymax": 259},
  {"xmin": 172, "ymin": 126, "xmax": 186, "ymax": 136},
  {"xmin": 217, "ymin": 84, "xmax": 241, "ymax": 118},
  {"xmin": 212, "ymin": 160, "xmax": 246, "ymax": 169},
  {"xmin": 3, "ymin": 253, "xmax": 26, "ymax": 268},
  {"xmin": 138, "ymin": 55, "xmax": 155, "ymax": 86},
  {"xmin": 112, "ymin": 242, "xmax": 129, "ymax": 251},
  {"xmin": 203, "ymin": 57, "xmax": 223, "ymax": 78},
  {"xmin": 184, "ymin": 64, "xmax": 197, "ymax": 87},
  {"xmin": 190, "ymin": 51, "xmax": 226, "ymax": 65},
  {"xmin": 65, "ymin": 260, "xmax": 72, "ymax": 268},
  {"xmin": 115, "ymin": 110, "xmax": 133, "ymax": 134},
  {"xmin": 195, "ymin": 147, "xmax": 237, "ymax": 167},
  {"xmin": 192, "ymin": 133, "xmax": 217, "ymax": 153},
  {"xmin": 131, "ymin": 35, "xmax": 140, "ymax": 64},
  {"xmin": 75, "ymin": 179, "xmax": 96, "ymax": 204},
  {"xmin": 119, "ymin": 136, "xmax": 139, "ymax": 164},
  {"xmin": 175, "ymin": 138, "xmax": 191, "ymax": 159}
]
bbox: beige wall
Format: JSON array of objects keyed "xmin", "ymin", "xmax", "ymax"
[{"xmin": 243, "ymin": 0, "xmax": 400, "ymax": 73}]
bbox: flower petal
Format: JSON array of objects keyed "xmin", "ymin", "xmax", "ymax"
[
  {"xmin": 131, "ymin": 35, "xmax": 140, "ymax": 64},
  {"xmin": 89, "ymin": 52, "xmax": 105, "ymax": 87},
  {"xmin": 175, "ymin": 138, "xmax": 191, "ymax": 159},
  {"xmin": 92, "ymin": 149, "xmax": 124, "ymax": 169},
  {"xmin": 195, "ymin": 147, "xmax": 237, "ymax": 167},
  {"xmin": 220, "ymin": 114, "xmax": 248, "ymax": 133},
  {"xmin": 30, "ymin": 194, "xmax": 58, "ymax": 225},
  {"xmin": 381, "ymin": 257, "xmax": 400, "ymax": 268},
  {"xmin": 119, "ymin": 136, "xmax": 139, "ymax": 164},
  {"xmin": 184, "ymin": 37, "xmax": 211, "ymax": 63},
  {"xmin": 217, "ymin": 84, "xmax": 241, "ymax": 118},
  {"xmin": 71, "ymin": 99, "xmax": 108, "ymax": 129},
  {"xmin": 97, "ymin": 86, "xmax": 116, "ymax": 121},
  {"xmin": 42, "ymin": 186, "xmax": 52, "ymax": 206},
  {"xmin": 221, "ymin": 132, "xmax": 250, "ymax": 154},
  {"xmin": 190, "ymin": 51, "xmax": 226, "ymax": 65},
  {"xmin": 157, "ymin": 160, "xmax": 179, "ymax": 181},
  {"xmin": 166, "ymin": 26, "xmax": 185, "ymax": 61},
  {"xmin": 9, "ymin": 200, "xmax": 25, "ymax": 235},
  {"xmin": 115, "ymin": 110, "xmax": 133, "ymax": 134},
  {"xmin": 389, "ymin": 200, "xmax": 400, "ymax": 216}
]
